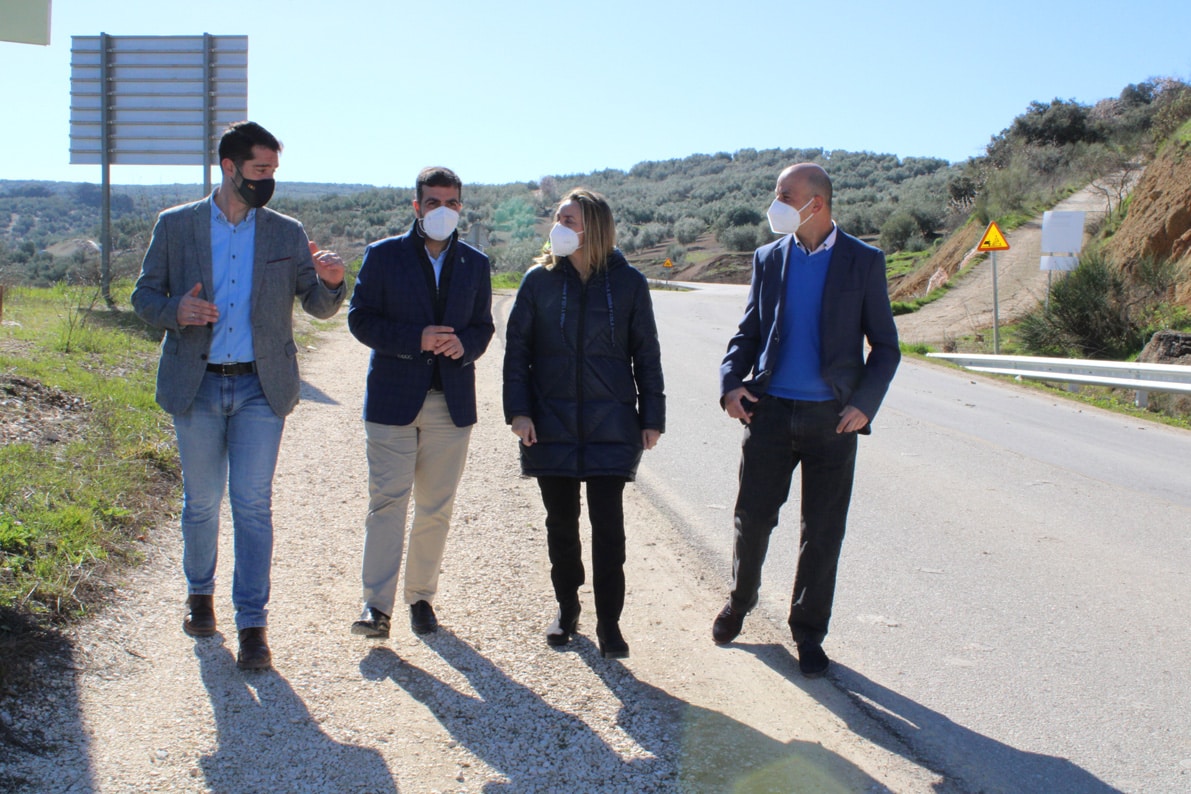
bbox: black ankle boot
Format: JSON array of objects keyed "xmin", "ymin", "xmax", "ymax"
[
  {"xmin": 546, "ymin": 601, "xmax": 581, "ymax": 647},
  {"xmin": 596, "ymin": 621, "xmax": 629, "ymax": 659}
]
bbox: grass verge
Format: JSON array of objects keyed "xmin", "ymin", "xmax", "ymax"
[{"xmin": 0, "ymin": 280, "xmax": 177, "ymax": 694}]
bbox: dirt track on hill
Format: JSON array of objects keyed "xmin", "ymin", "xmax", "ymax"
[{"xmin": 894, "ymin": 184, "xmax": 1116, "ymax": 348}]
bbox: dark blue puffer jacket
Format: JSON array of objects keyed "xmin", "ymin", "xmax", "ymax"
[{"xmin": 503, "ymin": 249, "xmax": 665, "ymax": 480}]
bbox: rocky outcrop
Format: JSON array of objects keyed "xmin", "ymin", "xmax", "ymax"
[
  {"xmin": 889, "ymin": 218, "xmax": 982, "ymax": 301},
  {"xmin": 1106, "ymin": 136, "xmax": 1191, "ymax": 308},
  {"xmin": 1139, "ymin": 331, "xmax": 1191, "ymax": 413},
  {"xmin": 1139, "ymin": 330, "xmax": 1191, "ymax": 366}
]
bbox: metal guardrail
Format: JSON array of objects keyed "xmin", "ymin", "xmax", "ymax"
[{"xmin": 926, "ymin": 353, "xmax": 1191, "ymax": 408}]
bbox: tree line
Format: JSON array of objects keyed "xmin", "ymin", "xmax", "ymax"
[{"xmin": 3, "ymin": 76, "xmax": 1190, "ymax": 288}]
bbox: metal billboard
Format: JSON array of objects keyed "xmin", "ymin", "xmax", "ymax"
[
  {"xmin": 70, "ymin": 34, "xmax": 248, "ymax": 167},
  {"xmin": 68, "ymin": 33, "xmax": 247, "ymax": 306}
]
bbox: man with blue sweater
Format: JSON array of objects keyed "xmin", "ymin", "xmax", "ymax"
[
  {"xmin": 711, "ymin": 163, "xmax": 900, "ymax": 677},
  {"xmin": 348, "ymin": 167, "xmax": 494, "ymax": 639}
]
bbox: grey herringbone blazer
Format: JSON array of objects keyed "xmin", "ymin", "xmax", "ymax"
[{"xmin": 132, "ymin": 196, "xmax": 344, "ymax": 417}]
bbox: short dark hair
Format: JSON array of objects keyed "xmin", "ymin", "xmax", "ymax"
[
  {"xmin": 218, "ymin": 121, "xmax": 282, "ymax": 165},
  {"xmin": 416, "ymin": 166, "xmax": 463, "ymax": 203}
]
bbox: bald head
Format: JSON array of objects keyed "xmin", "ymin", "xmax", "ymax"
[
  {"xmin": 777, "ymin": 163, "xmax": 832, "ymax": 211},
  {"xmin": 772, "ymin": 162, "xmax": 834, "ymax": 248}
]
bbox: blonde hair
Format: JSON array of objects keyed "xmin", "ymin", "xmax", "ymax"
[{"xmin": 535, "ymin": 188, "xmax": 616, "ymax": 271}]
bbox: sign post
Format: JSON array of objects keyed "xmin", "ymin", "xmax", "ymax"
[
  {"xmin": 663, "ymin": 257, "xmax": 673, "ymax": 286},
  {"xmin": 977, "ymin": 221, "xmax": 1010, "ymax": 353}
]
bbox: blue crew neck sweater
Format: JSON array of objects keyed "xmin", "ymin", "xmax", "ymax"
[{"xmin": 767, "ymin": 242, "xmax": 835, "ymax": 401}]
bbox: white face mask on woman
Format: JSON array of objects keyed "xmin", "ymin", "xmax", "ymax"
[
  {"xmin": 766, "ymin": 197, "xmax": 815, "ymax": 236},
  {"xmin": 420, "ymin": 205, "xmax": 460, "ymax": 241},
  {"xmin": 549, "ymin": 222, "xmax": 582, "ymax": 257}
]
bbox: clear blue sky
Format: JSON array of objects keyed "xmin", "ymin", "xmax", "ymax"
[{"xmin": 3, "ymin": 0, "xmax": 1190, "ymax": 189}]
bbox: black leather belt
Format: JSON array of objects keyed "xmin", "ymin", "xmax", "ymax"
[{"xmin": 205, "ymin": 362, "xmax": 256, "ymax": 376}]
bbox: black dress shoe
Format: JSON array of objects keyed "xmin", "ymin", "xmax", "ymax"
[
  {"xmin": 797, "ymin": 642, "xmax": 829, "ymax": 678},
  {"xmin": 410, "ymin": 600, "xmax": 438, "ymax": 635},
  {"xmin": 546, "ymin": 602, "xmax": 581, "ymax": 647},
  {"xmin": 183, "ymin": 594, "xmax": 216, "ymax": 637},
  {"xmin": 351, "ymin": 606, "xmax": 391, "ymax": 638},
  {"xmin": 237, "ymin": 627, "xmax": 272, "ymax": 671},
  {"xmin": 596, "ymin": 622, "xmax": 629, "ymax": 659},
  {"xmin": 712, "ymin": 602, "xmax": 745, "ymax": 644}
]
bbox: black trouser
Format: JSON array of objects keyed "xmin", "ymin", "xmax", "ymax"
[
  {"xmin": 537, "ymin": 475, "xmax": 627, "ymax": 625},
  {"xmin": 729, "ymin": 396, "xmax": 858, "ymax": 646}
]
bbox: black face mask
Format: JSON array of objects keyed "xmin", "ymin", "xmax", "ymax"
[{"xmin": 234, "ymin": 165, "xmax": 275, "ymax": 208}]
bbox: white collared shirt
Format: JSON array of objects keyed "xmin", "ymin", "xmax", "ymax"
[{"xmin": 794, "ymin": 222, "xmax": 838, "ymax": 255}]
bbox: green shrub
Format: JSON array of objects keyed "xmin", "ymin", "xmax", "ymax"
[
  {"xmin": 674, "ymin": 217, "xmax": 704, "ymax": 245},
  {"xmin": 1018, "ymin": 252, "xmax": 1142, "ymax": 358},
  {"xmin": 879, "ymin": 211, "xmax": 918, "ymax": 252},
  {"xmin": 717, "ymin": 225, "xmax": 760, "ymax": 252}
]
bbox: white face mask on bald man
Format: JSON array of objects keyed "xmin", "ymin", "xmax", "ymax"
[{"xmin": 766, "ymin": 197, "xmax": 815, "ymax": 236}]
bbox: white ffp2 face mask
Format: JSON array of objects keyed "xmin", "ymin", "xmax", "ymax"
[
  {"xmin": 420, "ymin": 206, "xmax": 460, "ymax": 241},
  {"xmin": 549, "ymin": 223, "xmax": 582, "ymax": 257},
  {"xmin": 766, "ymin": 197, "xmax": 815, "ymax": 236}
]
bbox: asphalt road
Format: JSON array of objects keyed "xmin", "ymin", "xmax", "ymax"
[{"xmin": 637, "ymin": 281, "xmax": 1191, "ymax": 794}]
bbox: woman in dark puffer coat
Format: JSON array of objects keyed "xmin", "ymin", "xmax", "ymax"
[{"xmin": 503, "ymin": 188, "xmax": 665, "ymax": 658}]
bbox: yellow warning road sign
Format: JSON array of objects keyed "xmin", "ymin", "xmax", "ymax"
[
  {"xmin": 977, "ymin": 221, "xmax": 1010, "ymax": 252},
  {"xmin": 663, "ymin": 258, "xmax": 674, "ymax": 268}
]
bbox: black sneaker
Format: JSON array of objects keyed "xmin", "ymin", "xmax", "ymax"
[
  {"xmin": 410, "ymin": 600, "xmax": 438, "ymax": 635},
  {"xmin": 351, "ymin": 606, "xmax": 391, "ymax": 638},
  {"xmin": 797, "ymin": 642, "xmax": 829, "ymax": 678}
]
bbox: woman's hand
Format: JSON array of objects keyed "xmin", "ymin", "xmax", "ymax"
[
  {"xmin": 642, "ymin": 429, "xmax": 660, "ymax": 451},
  {"xmin": 511, "ymin": 416, "xmax": 537, "ymax": 446}
]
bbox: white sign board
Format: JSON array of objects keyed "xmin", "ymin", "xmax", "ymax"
[
  {"xmin": 1041, "ymin": 255, "xmax": 1079, "ymax": 272},
  {"xmin": 1040, "ymin": 211, "xmax": 1086, "ymax": 255},
  {"xmin": 70, "ymin": 34, "xmax": 248, "ymax": 165}
]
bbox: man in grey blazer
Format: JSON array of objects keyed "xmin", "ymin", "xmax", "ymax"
[{"xmin": 132, "ymin": 121, "xmax": 345, "ymax": 670}]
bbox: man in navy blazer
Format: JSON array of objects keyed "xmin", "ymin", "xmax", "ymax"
[
  {"xmin": 711, "ymin": 163, "xmax": 900, "ymax": 677},
  {"xmin": 348, "ymin": 167, "xmax": 494, "ymax": 640},
  {"xmin": 133, "ymin": 121, "xmax": 346, "ymax": 671}
]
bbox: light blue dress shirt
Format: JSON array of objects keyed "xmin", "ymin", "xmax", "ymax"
[
  {"xmin": 426, "ymin": 244, "xmax": 447, "ymax": 287},
  {"xmin": 208, "ymin": 196, "xmax": 256, "ymax": 364}
]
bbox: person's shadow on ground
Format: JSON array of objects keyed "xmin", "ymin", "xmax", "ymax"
[
  {"xmin": 361, "ymin": 630, "xmax": 884, "ymax": 792},
  {"xmin": 361, "ymin": 633, "xmax": 653, "ymax": 791},
  {"xmin": 196, "ymin": 636, "xmax": 397, "ymax": 793},
  {"xmin": 736, "ymin": 642, "xmax": 1121, "ymax": 794},
  {"xmin": 577, "ymin": 636, "xmax": 889, "ymax": 793}
]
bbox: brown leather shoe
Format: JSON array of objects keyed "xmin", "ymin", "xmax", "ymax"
[
  {"xmin": 182, "ymin": 594, "xmax": 216, "ymax": 637},
  {"xmin": 236, "ymin": 627, "xmax": 272, "ymax": 670}
]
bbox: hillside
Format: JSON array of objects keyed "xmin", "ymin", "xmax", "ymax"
[
  {"xmin": 1, "ymin": 148, "xmax": 956, "ymax": 287},
  {"xmin": 1105, "ymin": 123, "xmax": 1191, "ymax": 310}
]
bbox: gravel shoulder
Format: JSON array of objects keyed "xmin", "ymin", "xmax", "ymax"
[{"xmin": 1, "ymin": 295, "xmax": 944, "ymax": 793}]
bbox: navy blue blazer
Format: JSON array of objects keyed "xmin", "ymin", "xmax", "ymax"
[
  {"xmin": 349, "ymin": 225, "xmax": 494, "ymax": 427},
  {"xmin": 719, "ymin": 228, "xmax": 900, "ymax": 429}
]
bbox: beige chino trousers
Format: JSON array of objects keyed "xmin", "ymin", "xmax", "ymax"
[{"xmin": 360, "ymin": 393, "xmax": 472, "ymax": 616}]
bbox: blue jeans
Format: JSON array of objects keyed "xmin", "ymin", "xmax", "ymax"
[
  {"xmin": 173, "ymin": 372, "xmax": 285, "ymax": 630},
  {"xmin": 729, "ymin": 396, "xmax": 858, "ymax": 646}
]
